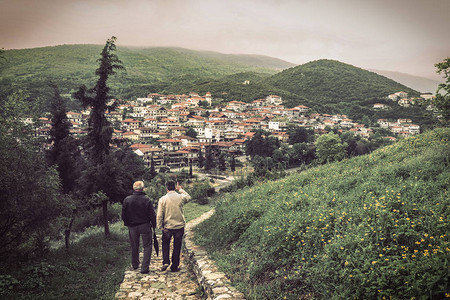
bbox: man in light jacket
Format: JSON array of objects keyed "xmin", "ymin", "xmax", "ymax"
[
  {"xmin": 156, "ymin": 180, "xmax": 191, "ymax": 272},
  {"xmin": 122, "ymin": 181, "xmax": 156, "ymax": 274}
]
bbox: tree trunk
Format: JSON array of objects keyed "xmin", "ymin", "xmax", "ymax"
[
  {"xmin": 102, "ymin": 200, "xmax": 110, "ymax": 237},
  {"xmin": 64, "ymin": 215, "xmax": 75, "ymax": 249}
]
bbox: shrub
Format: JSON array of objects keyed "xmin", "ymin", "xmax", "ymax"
[
  {"xmin": 187, "ymin": 180, "xmax": 215, "ymax": 205},
  {"xmin": 72, "ymin": 203, "xmax": 122, "ymax": 232}
]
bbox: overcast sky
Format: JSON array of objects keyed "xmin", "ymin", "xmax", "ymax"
[{"xmin": 1, "ymin": 0, "xmax": 449, "ymax": 80}]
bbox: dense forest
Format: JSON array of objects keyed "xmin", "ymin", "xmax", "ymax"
[{"xmin": 0, "ymin": 45, "xmax": 290, "ymax": 102}]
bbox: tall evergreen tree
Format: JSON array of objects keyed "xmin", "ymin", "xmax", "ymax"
[
  {"xmin": 74, "ymin": 36, "xmax": 124, "ymax": 236},
  {"xmin": 47, "ymin": 87, "xmax": 81, "ymax": 193},
  {"xmin": 218, "ymin": 152, "xmax": 227, "ymax": 171},
  {"xmin": 205, "ymin": 145, "xmax": 215, "ymax": 171},
  {"xmin": 198, "ymin": 147, "xmax": 205, "ymax": 168},
  {"xmin": 149, "ymin": 156, "xmax": 157, "ymax": 180},
  {"xmin": 47, "ymin": 87, "xmax": 84, "ymax": 248},
  {"xmin": 230, "ymin": 155, "xmax": 236, "ymax": 172},
  {"xmin": 74, "ymin": 36, "xmax": 123, "ymax": 164}
]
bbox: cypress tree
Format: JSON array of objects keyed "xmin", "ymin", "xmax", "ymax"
[
  {"xmin": 74, "ymin": 36, "xmax": 124, "ymax": 236},
  {"xmin": 230, "ymin": 155, "xmax": 236, "ymax": 172},
  {"xmin": 205, "ymin": 145, "xmax": 215, "ymax": 171},
  {"xmin": 198, "ymin": 147, "xmax": 205, "ymax": 168}
]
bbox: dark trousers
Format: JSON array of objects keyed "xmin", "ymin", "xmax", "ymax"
[
  {"xmin": 128, "ymin": 223, "xmax": 153, "ymax": 272},
  {"xmin": 162, "ymin": 227, "xmax": 185, "ymax": 270}
]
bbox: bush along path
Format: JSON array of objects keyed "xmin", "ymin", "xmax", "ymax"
[{"xmin": 115, "ymin": 209, "xmax": 245, "ymax": 300}]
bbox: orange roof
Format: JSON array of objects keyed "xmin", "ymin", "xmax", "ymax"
[
  {"xmin": 157, "ymin": 139, "xmax": 182, "ymax": 143},
  {"xmin": 123, "ymin": 131, "xmax": 138, "ymax": 136},
  {"xmin": 232, "ymin": 139, "xmax": 246, "ymax": 143},
  {"xmin": 122, "ymin": 118, "xmax": 141, "ymax": 123},
  {"xmin": 130, "ymin": 144, "xmax": 149, "ymax": 149}
]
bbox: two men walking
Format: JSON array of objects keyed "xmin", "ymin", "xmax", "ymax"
[{"xmin": 122, "ymin": 180, "xmax": 191, "ymax": 273}]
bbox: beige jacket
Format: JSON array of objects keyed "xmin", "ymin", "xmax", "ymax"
[{"xmin": 156, "ymin": 188, "xmax": 191, "ymax": 230}]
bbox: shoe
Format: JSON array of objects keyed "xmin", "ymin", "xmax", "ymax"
[
  {"xmin": 170, "ymin": 267, "xmax": 180, "ymax": 272},
  {"xmin": 140, "ymin": 270, "xmax": 149, "ymax": 274},
  {"xmin": 161, "ymin": 264, "xmax": 170, "ymax": 271}
]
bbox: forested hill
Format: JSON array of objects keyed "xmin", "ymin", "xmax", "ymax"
[
  {"xmin": 0, "ymin": 44, "xmax": 294, "ymax": 102},
  {"xmin": 263, "ymin": 59, "xmax": 419, "ymax": 105},
  {"xmin": 1, "ymin": 45, "xmax": 430, "ymax": 125}
]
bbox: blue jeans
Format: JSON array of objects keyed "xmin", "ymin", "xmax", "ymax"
[
  {"xmin": 162, "ymin": 228, "xmax": 185, "ymax": 270},
  {"xmin": 128, "ymin": 223, "xmax": 153, "ymax": 272}
]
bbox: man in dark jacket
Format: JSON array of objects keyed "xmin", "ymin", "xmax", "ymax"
[{"xmin": 122, "ymin": 181, "xmax": 156, "ymax": 274}]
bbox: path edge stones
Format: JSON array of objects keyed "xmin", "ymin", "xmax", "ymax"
[{"xmin": 184, "ymin": 209, "xmax": 246, "ymax": 300}]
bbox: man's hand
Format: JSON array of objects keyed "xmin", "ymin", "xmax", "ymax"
[{"xmin": 176, "ymin": 182, "xmax": 181, "ymax": 191}]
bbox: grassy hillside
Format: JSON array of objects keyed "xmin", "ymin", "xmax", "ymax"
[
  {"xmin": 194, "ymin": 128, "xmax": 449, "ymax": 299},
  {"xmin": 0, "ymin": 45, "xmax": 292, "ymax": 102}
]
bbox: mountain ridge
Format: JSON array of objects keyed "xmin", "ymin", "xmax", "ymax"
[
  {"xmin": 368, "ymin": 69, "xmax": 442, "ymax": 94},
  {"xmin": 0, "ymin": 45, "xmax": 434, "ymax": 127},
  {"xmin": 0, "ymin": 44, "xmax": 294, "ymax": 101}
]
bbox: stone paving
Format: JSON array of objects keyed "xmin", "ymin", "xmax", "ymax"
[{"xmin": 115, "ymin": 209, "xmax": 245, "ymax": 300}]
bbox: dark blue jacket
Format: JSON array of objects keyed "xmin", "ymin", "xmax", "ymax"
[{"xmin": 122, "ymin": 191, "xmax": 156, "ymax": 228}]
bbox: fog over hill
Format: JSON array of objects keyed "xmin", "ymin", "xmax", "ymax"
[{"xmin": 369, "ymin": 69, "xmax": 443, "ymax": 94}]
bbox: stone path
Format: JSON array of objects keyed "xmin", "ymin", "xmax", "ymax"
[
  {"xmin": 115, "ymin": 209, "xmax": 245, "ymax": 300},
  {"xmin": 115, "ymin": 257, "xmax": 202, "ymax": 300}
]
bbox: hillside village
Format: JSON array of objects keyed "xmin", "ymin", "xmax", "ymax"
[{"xmin": 33, "ymin": 91, "xmax": 429, "ymax": 171}]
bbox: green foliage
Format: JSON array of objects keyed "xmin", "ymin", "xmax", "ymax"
[
  {"xmin": 185, "ymin": 127, "xmax": 198, "ymax": 138},
  {"xmin": 0, "ymin": 223, "xmax": 130, "ymax": 299},
  {"xmin": 195, "ymin": 128, "xmax": 450, "ymax": 299},
  {"xmin": 46, "ymin": 87, "xmax": 82, "ymax": 194},
  {"xmin": 78, "ymin": 148, "xmax": 145, "ymax": 205},
  {"xmin": 0, "ymin": 275, "xmax": 19, "ymax": 296},
  {"xmin": 205, "ymin": 146, "xmax": 216, "ymax": 171},
  {"xmin": 0, "ymin": 124, "xmax": 63, "ymax": 259},
  {"xmin": 0, "ymin": 45, "xmax": 286, "ymax": 104},
  {"xmin": 198, "ymin": 148, "xmax": 204, "ymax": 169},
  {"xmin": 433, "ymin": 57, "xmax": 450, "ymax": 126},
  {"xmin": 74, "ymin": 36, "xmax": 123, "ymax": 164},
  {"xmin": 245, "ymin": 131, "xmax": 280, "ymax": 158},
  {"xmin": 315, "ymin": 132, "xmax": 347, "ymax": 164},
  {"xmin": 186, "ymin": 180, "xmax": 215, "ymax": 205},
  {"xmin": 265, "ymin": 59, "xmax": 419, "ymax": 104},
  {"xmin": 70, "ymin": 202, "xmax": 122, "ymax": 233},
  {"xmin": 287, "ymin": 126, "xmax": 313, "ymax": 145},
  {"xmin": 288, "ymin": 142, "xmax": 316, "ymax": 166}
]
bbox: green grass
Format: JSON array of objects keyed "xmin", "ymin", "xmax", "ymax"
[
  {"xmin": 184, "ymin": 202, "xmax": 213, "ymax": 223},
  {"xmin": 1, "ymin": 202, "xmax": 211, "ymax": 300},
  {"xmin": 1, "ymin": 222, "xmax": 129, "ymax": 300},
  {"xmin": 194, "ymin": 128, "xmax": 449, "ymax": 299}
]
